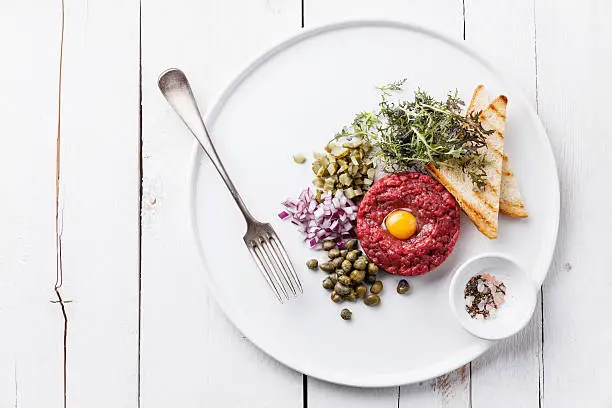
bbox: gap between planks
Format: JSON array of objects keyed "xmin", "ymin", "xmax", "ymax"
[
  {"xmin": 137, "ymin": 0, "xmax": 144, "ymax": 406},
  {"xmin": 54, "ymin": 0, "xmax": 68, "ymax": 407},
  {"xmin": 533, "ymin": 1, "xmax": 544, "ymax": 405}
]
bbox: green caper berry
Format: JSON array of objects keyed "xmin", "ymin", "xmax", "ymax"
[
  {"xmin": 365, "ymin": 275, "xmax": 377, "ymax": 285},
  {"xmin": 346, "ymin": 250, "xmax": 359, "ymax": 262},
  {"xmin": 397, "ymin": 279, "xmax": 410, "ymax": 294},
  {"xmin": 355, "ymin": 284, "xmax": 367, "ymax": 299},
  {"xmin": 328, "ymin": 248, "xmax": 341, "ymax": 259},
  {"xmin": 353, "ymin": 259, "xmax": 367, "ymax": 271},
  {"xmin": 338, "ymin": 275, "xmax": 352, "ymax": 286},
  {"xmin": 341, "ymin": 260, "xmax": 353, "ymax": 273},
  {"xmin": 329, "ymin": 273, "xmax": 338, "ymax": 284},
  {"xmin": 345, "ymin": 289, "xmax": 357, "ymax": 302},
  {"xmin": 322, "ymin": 277, "xmax": 334, "ymax": 290},
  {"xmin": 371, "ymin": 280, "xmax": 383, "ymax": 294},
  {"xmin": 332, "ymin": 257, "xmax": 344, "ymax": 269},
  {"xmin": 319, "ymin": 262, "xmax": 335, "ymax": 273},
  {"xmin": 334, "ymin": 282, "xmax": 351, "ymax": 295},
  {"xmin": 322, "ymin": 240, "xmax": 336, "ymax": 251},
  {"xmin": 345, "ymin": 239, "xmax": 358, "ymax": 251},
  {"xmin": 306, "ymin": 259, "xmax": 318, "ymax": 270},
  {"xmin": 331, "ymin": 291, "xmax": 343, "ymax": 303},
  {"xmin": 364, "ymin": 293, "xmax": 381, "ymax": 306},
  {"xmin": 350, "ymin": 269, "xmax": 366, "ymax": 283},
  {"xmin": 340, "ymin": 308, "xmax": 352, "ymax": 320},
  {"xmin": 367, "ymin": 263, "xmax": 379, "ymax": 275},
  {"xmin": 340, "ymin": 249, "xmax": 348, "ymax": 258}
]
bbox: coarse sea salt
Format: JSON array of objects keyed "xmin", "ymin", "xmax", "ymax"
[{"xmin": 464, "ymin": 273, "xmax": 507, "ymax": 320}]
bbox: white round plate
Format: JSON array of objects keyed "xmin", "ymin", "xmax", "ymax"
[{"xmin": 189, "ymin": 20, "xmax": 559, "ymax": 387}]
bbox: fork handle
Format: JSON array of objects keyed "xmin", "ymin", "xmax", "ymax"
[{"xmin": 158, "ymin": 68, "xmax": 255, "ymax": 222}]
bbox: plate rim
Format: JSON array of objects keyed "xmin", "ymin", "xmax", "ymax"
[{"xmin": 187, "ymin": 18, "xmax": 560, "ymax": 387}]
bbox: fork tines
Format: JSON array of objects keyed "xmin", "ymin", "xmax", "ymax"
[{"xmin": 245, "ymin": 226, "xmax": 302, "ymax": 302}]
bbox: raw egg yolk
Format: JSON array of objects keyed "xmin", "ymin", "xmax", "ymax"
[{"xmin": 385, "ymin": 210, "xmax": 417, "ymax": 240}]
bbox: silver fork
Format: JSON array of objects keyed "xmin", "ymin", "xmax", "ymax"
[{"xmin": 158, "ymin": 68, "xmax": 302, "ymax": 302}]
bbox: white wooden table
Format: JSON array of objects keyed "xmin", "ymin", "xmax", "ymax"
[{"xmin": 1, "ymin": 1, "xmax": 611, "ymax": 407}]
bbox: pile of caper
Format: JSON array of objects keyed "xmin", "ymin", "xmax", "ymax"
[{"xmin": 307, "ymin": 239, "xmax": 384, "ymax": 316}]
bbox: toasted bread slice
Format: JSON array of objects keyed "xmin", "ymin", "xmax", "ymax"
[
  {"xmin": 467, "ymin": 86, "xmax": 528, "ymax": 218},
  {"xmin": 427, "ymin": 95, "xmax": 507, "ymax": 238},
  {"xmin": 499, "ymin": 156, "xmax": 528, "ymax": 217}
]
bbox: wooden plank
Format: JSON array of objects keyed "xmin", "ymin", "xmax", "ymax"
[
  {"xmin": 464, "ymin": 1, "xmax": 542, "ymax": 407},
  {"xmin": 402, "ymin": 367, "xmax": 470, "ymax": 407},
  {"xmin": 307, "ymin": 383, "xmax": 399, "ymax": 408},
  {"xmin": 535, "ymin": 1, "xmax": 612, "ymax": 406},
  {"xmin": 302, "ymin": 2, "xmax": 469, "ymax": 407},
  {"xmin": 0, "ymin": 2, "xmax": 65, "ymax": 407},
  {"xmin": 56, "ymin": 0, "xmax": 141, "ymax": 405},
  {"xmin": 304, "ymin": 0, "xmax": 462, "ymax": 35},
  {"xmin": 140, "ymin": 1, "xmax": 303, "ymax": 407}
]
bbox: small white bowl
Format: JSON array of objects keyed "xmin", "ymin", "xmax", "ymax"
[{"xmin": 449, "ymin": 253, "xmax": 538, "ymax": 340}]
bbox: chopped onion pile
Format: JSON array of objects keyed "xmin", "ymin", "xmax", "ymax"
[{"xmin": 279, "ymin": 188, "xmax": 358, "ymax": 248}]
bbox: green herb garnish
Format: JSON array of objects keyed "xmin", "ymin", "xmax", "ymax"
[{"xmin": 334, "ymin": 81, "xmax": 493, "ymax": 189}]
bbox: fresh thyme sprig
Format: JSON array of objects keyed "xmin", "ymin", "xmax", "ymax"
[{"xmin": 334, "ymin": 82, "xmax": 493, "ymax": 189}]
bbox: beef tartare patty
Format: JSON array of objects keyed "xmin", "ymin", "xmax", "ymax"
[{"xmin": 356, "ymin": 172, "xmax": 460, "ymax": 276}]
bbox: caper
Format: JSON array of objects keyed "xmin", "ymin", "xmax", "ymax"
[
  {"xmin": 355, "ymin": 284, "xmax": 368, "ymax": 299},
  {"xmin": 357, "ymin": 255, "xmax": 369, "ymax": 265},
  {"xmin": 322, "ymin": 240, "xmax": 336, "ymax": 251},
  {"xmin": 345, "ymin": 239, "xmax": 358, "ymax": 251},
  {"xmin": 340, "ymin": 249, "xmax": 348, "ymax": 258},
  {"xmin": 319, "ymin": 262, "xmax": 335, "ymax": 273},
  {"xmin": 328, "ymin": 248, "xmax": 341, "ymax": 259},
  {"xmin": 364, "ymin": 293, "xmax": 381, "ymax": 306},
  {"xmin": 338, "ymin": 275, "xmax": 352, "ymax": 286},
  {"xmin": 306, "ymin": 259, "xmax": 318, "ymax": 270},
  {"xmin": 293, "ymin": 153, "xmax": 307, "ymax": 164},
  {"xmin": 371, "ymin": 280, "xmax": 383, "ymax": 294},
  {"xmin": 350, "ymin": 269, "xmax": 366, "ymax": 283},
  {"xmin": 345, "ymin": 289, "xmax": 357, "ymax": 302},
  {"xmin": 346, "ymin": 250, "xmax": 360, "ymax": 262},
  {"xmin": 397, "ymin": 279, "xmax": 410, "ymax": 294},
  {"xmin": 367, "ymin": 263, "xmax": 379, "ymax": 275},
  {"xmin": 331, "ymin": 257, "xmax": 344, "ymax": 269},
  {"xmin": 334, "ymin": 282, "xmax": 351, "ymax": 295},
  {"xmin": 365, "ymin": 275, "xmax": 377, "ymax": 285},
  {"xmin": 331, "ymin": 291, "xmax": 343, "ymax": 303},
  {"xmin": 341, "ymin": 259, "xmax": 353, "ymax": 273},
  {"xmin": 340, "ymin": 308, "xmax": 353, "ymax": 320},
  {"xmin": 328, "ymin": 273, "xmax": 338, "ymax": 284},
  {"xmin": 322, "ymin": 277, "xmax": 334, "ymax": 290},
  {"xmin": 353, "ymin": 259, "xmax": 367, "ymax": 271}
]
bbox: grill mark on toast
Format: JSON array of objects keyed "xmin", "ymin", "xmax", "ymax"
[{"xmin": 426, "ymin": 164, "xmax": 498, "ymax": 238}]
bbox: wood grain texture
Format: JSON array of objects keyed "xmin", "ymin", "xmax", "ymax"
[
  {"xmin": 58, "ymin": 0, "xmax": 141, "ymax": 405},
  {"xmin": 1, "ymin": 1, "xmax": 610, "ymax": 406},
  {"xmin": 408, "ymin": 366, "xmax": 470, "ymax": 407},
  {"xmin": 535, "ymin": 1, "xmax": 612, "ymax": 406},
  {"xmin": 0, "ymin": 2, "xmax": 65, "ymax": 407},
  {"xmin": 303, "ymin": 1, "xmax": 470, "ymax": 407},
  {"xmin": 305, "ymin": 0, "xmax": 462, "ymax": 34},
  {"xmin": 464, "ymin": 1, "xmax": 542, "ymax": 407},
  {"xmin": 140, "ymin": 1, "xmax": 303, "ymax": 406}
]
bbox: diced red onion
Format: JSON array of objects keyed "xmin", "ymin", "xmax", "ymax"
[{"xmin": 279, "ymin": 188, "xmax": 359, "ymax": 248}]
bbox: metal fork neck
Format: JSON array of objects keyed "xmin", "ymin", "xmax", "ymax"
[{"xmin": 158, "ymin": 69, "xmax": 255, "ymax": 223}]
